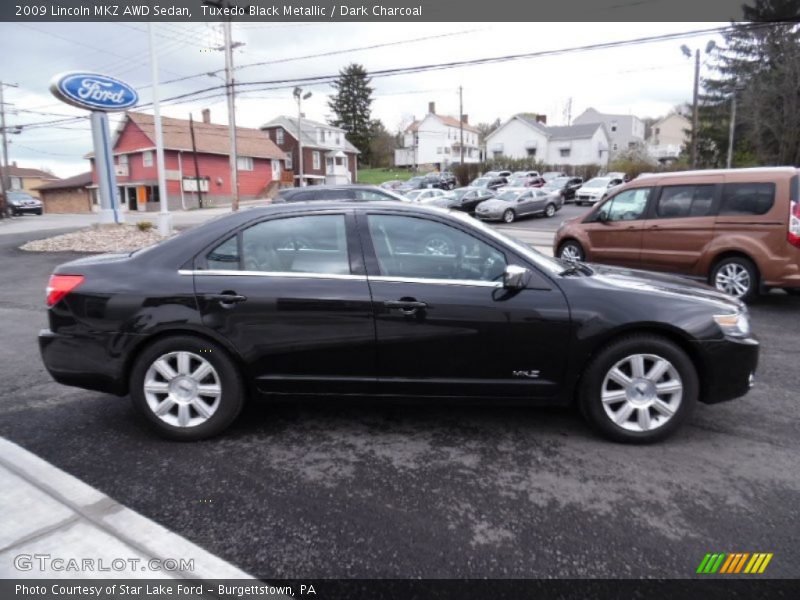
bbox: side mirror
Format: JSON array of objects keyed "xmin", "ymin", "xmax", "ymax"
[
  {"xmin": 597, "ymin": 210, "xmax": 609, "ymax": 224},
  {"xmin": 503, "ymin": 265, "xmax": 531, "ymax": 290}
]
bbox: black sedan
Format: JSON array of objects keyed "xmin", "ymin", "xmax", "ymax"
[
  {"xmin": 542, "ymin": 176, "xmax": 584, "ymax": 201},
  {"xmin": 429, "ymin": 187, "xmax": 495, "ymax": 214},
  {"xmin": 39, "ymin": 202, "xmax": 759, "ymax": 443}
]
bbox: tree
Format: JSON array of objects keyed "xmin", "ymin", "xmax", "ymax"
[
  {"xmin": 368, "ymin": 120, "xmax": 396, "ymax": 168},
  {"xmin": 327, "ymin": 64, "xmax": 374, "ymax": 165},
  {"xmin": 698, "ymin": 2, "xmax": 800, "ymax": 166}
]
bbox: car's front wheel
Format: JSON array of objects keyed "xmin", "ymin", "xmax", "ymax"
[
  {"xmin": 558, "ymin": 240, "xmax": 584, "ymax": 262},
  {"xmin": 579, "ymin": 335, "xmax": 697, "ymax": 443},
  {"xmin": 130, "ymin": 335, "xmax": 245, "ymax": 440},
  {"xmin": 544, "ymin": 203, "xmax": 556, "ymax": 218},
  {"xmin": 502, "ymin": 209, "xmax": 515, "ymax": 223}
]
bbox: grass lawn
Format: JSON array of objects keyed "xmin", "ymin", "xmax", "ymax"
[{"xmin": 357, "ymin": 168, "xmax": 414, "ymax": 185}]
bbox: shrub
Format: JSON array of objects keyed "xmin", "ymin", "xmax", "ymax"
[{"xmin": 136, "ymin": 220, "xmax": 154, "ymax": 232}]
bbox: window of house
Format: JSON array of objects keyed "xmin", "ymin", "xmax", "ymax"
[
  {"xmin": 285, "ymin": 152, "xmax": 293, "ymax": 170},
  {"xmin": 611, "ymin": 121, "xmax": 618, "ymax": 132},
  {"xmin": 335, "ymin": 134, "xmax": 340, "ymax": 144},
  {"xmin": 655, "ymin": 127, "xmax": 660, "ymax": 135},
  {"xmin": 527, "ymin": 148, "xmax": 537, "ymax": 157},
  {"xmin": 10, "ymin": 177, "xmax": 22, "ymax": 190},
  {"xmin": 656, "ymin": 185, "xmax": 715, "ymax": 218},
  {"xmin": 118, "ymin": 154, "xmax": 128, "ymax": 165},
  {"xmin": 142, "ymin": 150, "xmax": 153, "ymax": 167},
  {"xmin": 312, "ymin": 151, "xmax": 321, "ymax": 170},
  {"xmin": 366, "ymin": 215, "xmax": 506, "ymax": 282},
  {"xmin": 559, "ymin": 148, "xmax": 571, "ymax": 157},
  {"xmin": 436, "ymin": 147, "xmax": 443, "ymax": 154},
  {"xmin": 719, "ymin": 183, "xmax": 775, "ymax": 216},
  {"xmin": 237, "ymin": 156, "xmax": 254, "ymax": 171},
  {"xmin": 612, "ymin": 143, "xmax": 618, "ymax": 151},
  {"xmin": 276, "ymin": 129, "xmax": 284, "ymax": 144}
]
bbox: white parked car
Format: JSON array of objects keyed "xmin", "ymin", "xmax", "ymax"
[
  {"xmin": 574, "ymin": 177, "xmax": 624, "ymax": 206},
  {"xmin": 405, "ymin": 188, "xmax": 447, "ymax": 203}
]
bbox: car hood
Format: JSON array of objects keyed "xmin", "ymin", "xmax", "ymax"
[
  {"xmin": 587, "ymin": 263, "xmax": 744, "ymax": 312},
  {"xmin": 576, "ymin": 187, "xmax": 604, "ymax": 195},
  {"xmin": 476, "ymin": 198, "xmax": 512, "ymax": 210}
]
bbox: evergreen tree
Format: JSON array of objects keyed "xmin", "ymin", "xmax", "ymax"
[
  {"xmin": 698, "ymin": 2, "xmax": 800, "ymax": 166},
  {"xmin": 327, "ymin": 64, "xmax": 374, "ymax": 165}
]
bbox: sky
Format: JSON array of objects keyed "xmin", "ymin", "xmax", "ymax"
[{"xmin": 0, "ymin": 21, "xmax": 725, "ymax": 177}]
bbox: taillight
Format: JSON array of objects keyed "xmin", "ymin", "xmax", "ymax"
[
  {"xmin": 789, "ymin": 201, "xmax": 800, "ymax": 249},
  {"xmin": 46, "ymin": 274, "xmax": 84, "ymax": 307}
]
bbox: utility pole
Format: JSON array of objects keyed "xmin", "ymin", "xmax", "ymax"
[
  {"xmin": 223, "ymin": 19, "xmax": 240, "ymax": 209},
  {"xmin": 189, "ymin": 113, "xmax": 204, "ymax": 208},
  {"xmin": 0, "ymin": 81, "xmax": 18, "ymax": 219},
  {"xmin": 726, "ymin": 89, "xmax": 741, "ymax": 170},
  {"xmin": 293, "ymin": 87, "xmax": 311, "ymax": 187},
  {"xmin": 458, "ymin": 86, "xmax": 464, "ymax": 165},
  {"xmin": 148, "ymin": 23, "xmax": 172, "ymax": 235},
  {"xmin": 691, "ymin": 49, "xmax": 700, "ymax": 169}
]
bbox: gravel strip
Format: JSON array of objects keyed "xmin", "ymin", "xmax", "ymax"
[{"xmin": 20, "ymin": 225, "xmax": 172, "ymax": 253}]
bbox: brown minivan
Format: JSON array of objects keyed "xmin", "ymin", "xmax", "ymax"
[{"xmin": 553, "ymin": 167, "xmax": 800, "ymax": 301}]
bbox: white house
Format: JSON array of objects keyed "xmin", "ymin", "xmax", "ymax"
[
  {"xmin": 647, "ymin": 113, "xmax": 691, "ymax": 164},
  {"xmin": 572, "ymin": 108, "xmax": 645, "ymax": 157},
  {"xmin": 485, "ymin": 114, "xmax": 611, "ymax": 167},
  {"xmin": 394, "ymin": 102, "xmax": 481, "ymax": 168}
]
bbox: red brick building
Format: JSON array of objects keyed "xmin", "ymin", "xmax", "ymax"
[
  {"xmin": 90, "ymin": 111, "xmax": 286, "ymax": 212},
  {"xmin": 261, "ymin": 116, "xmax": 359, "ymax": 187}
]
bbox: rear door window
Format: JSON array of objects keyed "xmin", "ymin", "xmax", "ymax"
[
  {"xmin": 655, "ymin": 185, "xmax": 715, "ymax": 218},
  {"xmin": 719, "ymin": 183, "xmax": 775, "ymax": 216}
]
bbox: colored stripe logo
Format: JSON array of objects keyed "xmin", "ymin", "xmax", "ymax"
[{"xmin": 697, "ymin": 552, "xmax": 773, "ymax": 574}]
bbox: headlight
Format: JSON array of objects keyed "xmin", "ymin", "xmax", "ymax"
[{"xmin": 713, "ymin": 312, "xmax": 751, "ymax": 337}]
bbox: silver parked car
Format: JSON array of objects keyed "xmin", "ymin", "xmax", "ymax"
[{"xmin": 475, "ymin": 187, "xmax": 563, "ymax": 223}]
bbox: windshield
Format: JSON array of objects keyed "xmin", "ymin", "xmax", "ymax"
[
  {"xmin": 471, "ymin": 178, "xmax": 490, "ymax": 187},
  {"xmin": 7, "ymin": 192, "xmax": 35, "ymax": 200},
  {"xmin": 584, "ymin": 177, "xmax": 610, "ymax": 188},
  {"xmin": 405, "ymin": 190, "xmax": 422, "ymax": 200},
  {"xmin": 545, "ymin": 177, "xmax": 569, "ymax": 188},
  {"xmin": 407, "ymin": 177, "xmax": 425, "ymax": 184},
  {"xmin": 506, "ymin": 177, "xmax": 527, "ymax": 187}
]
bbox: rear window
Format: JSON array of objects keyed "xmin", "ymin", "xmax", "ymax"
[
  {"xmin": 719, "ymin": 182, "xmax": 775, "ymax": 216},
  {"xmin": 656, "ymin": 185, "xmax": 715, "ymax": 218}
]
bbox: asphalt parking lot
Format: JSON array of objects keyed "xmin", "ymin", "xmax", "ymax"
[{"xmin": 1, "ymin": 217, "xmax": 799, "ymax": 579}]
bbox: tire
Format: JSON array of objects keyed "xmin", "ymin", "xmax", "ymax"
[
  {"xmin": 558, "ymin": 240, "xmax": 584, "ymax": 262},
  {"xmin": 502, "ymin": 209, "xmax": 515, "ymax": 223},
  {"xmin": 35, "ymin": 209, "xmax": 43, "ymax": 216},
  {"xmin": 710, "ymin": 256, "xmax": 759, "ymax": 302},
  {"xmin": 544, "ymin": 203, "xmax": 556, "ymax": 218},
  {"xmin": 579, "ymin": 335, "xmax": 698, "ymax": 444},
  {"xmin": 129, "ymin": 335, "xmax": 245, "ymax": 441}
]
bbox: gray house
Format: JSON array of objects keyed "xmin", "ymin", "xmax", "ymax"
[{"xmin": 572, "ymin": 108, "xmax": 645, "ymax": 158}]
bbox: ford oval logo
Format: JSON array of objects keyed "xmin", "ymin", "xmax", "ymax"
[{"xmin": 50, "ymin": 72, "xmax": 138, "ymax": 112}]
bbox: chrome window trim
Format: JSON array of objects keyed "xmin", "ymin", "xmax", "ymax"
[
  {"xmin": 178, "ymin": 269, "xmax": 366, "ymax": 281},
  {"xmin": 369, "ymin": 276, "xmax": 502, "ymax": 288},
  {"xmin": 178, "ymin": 269, "xmax": 501, "ymax": 288}
]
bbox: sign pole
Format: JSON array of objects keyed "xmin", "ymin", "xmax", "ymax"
[
  {"xmin": 90, "ymin": 111, "xmax": 122, "ymax": 224},
  {"xmin": 148, "ymin": 23, "xmax": 172, "ymax": 236}
]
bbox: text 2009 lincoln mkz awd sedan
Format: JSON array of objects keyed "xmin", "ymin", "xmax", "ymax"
[{"xmin": 39, "ymin": 202, "xmax": 759, "ymax": 443}]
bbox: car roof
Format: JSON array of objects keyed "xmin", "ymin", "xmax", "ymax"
[{"xmin": 279, "ymin": 184, "xmax": 382, "ymax": 196}]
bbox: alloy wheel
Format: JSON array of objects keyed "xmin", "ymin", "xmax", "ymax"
[
  {"xmin": 143, "ymin": 351, "xmax": 222, "ymax": 428},
  {"xmin": 560, "ymin": 244, "xmax": 582, "ymax": 261},
  {"xmin": 600, "ymin": 353, "xmax": 683, "ymax": 432},
  {"xmin": 503, "ymin": 210, "xmax": 515, "ymax": 223},
  {"xmin": 545, "ymin": 204, "xmax": 555, "ymax": 218},
  {"xmin": 714, "ymin": 263, "xmax": 751, "ymax": 298}
]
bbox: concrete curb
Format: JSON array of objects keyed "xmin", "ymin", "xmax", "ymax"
[{"xmin": 0, "ymin": 437, "xmax": 253, "ymax": 580}]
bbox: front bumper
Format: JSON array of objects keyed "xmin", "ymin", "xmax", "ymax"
[
  {"xmin": 39, "ymin": 329, "xmax": 128, "ymax": 395},
  {"xmin": 694, "ymin": 336, "xmax": 759, "ymax": 404},
  {"xmin": 12, "ymin": 205, "xmax": 42, "ymax": 214}
]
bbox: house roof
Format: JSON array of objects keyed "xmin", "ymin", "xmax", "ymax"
[
  {"xmin": 0, "ymin": 165, "xmax": 59, "ymax": 180},
  {"xmin": 514, "ymin": 114, "xmax": 550, "ymax": 134},
  {"xmin": 35, "ymin": 171, "xmax": 92, "ymax": 191},
  {"xmin": 547, "ymin": 123, "xmax": 606, "ymax": 140},
  {"xmin": 260, "ymin": 116, "xmax": 360, "ymax": 154},
  {"xmin": 405, "ymin": 114, "xmax": 479, "ymax": 134},
  {"xmin": 101, "ymin": 112, "xmax": 285, "ymax": 160}
]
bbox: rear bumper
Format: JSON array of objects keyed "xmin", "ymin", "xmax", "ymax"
[
  {"xmin": 38, "ymin": 329, "xmax": 128, "ymax": 395},
  {"xmin": 694, "ymin": 336, "xmax": 759, "ymax": 404}
]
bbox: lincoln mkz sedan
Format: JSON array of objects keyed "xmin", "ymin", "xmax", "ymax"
[{"xmin": 39, "ymin": 202, "xmax": 759, "ymax": 443}]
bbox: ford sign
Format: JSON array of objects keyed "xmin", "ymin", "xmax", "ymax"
[{"xmin": 50, "ymin": 72, "xmax": 138, "ymax": 112}]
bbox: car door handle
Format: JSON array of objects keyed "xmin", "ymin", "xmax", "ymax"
[
  {"xmin": 384, "ymin": 300, "xmax": 427, "ymax": 315},
  {"xmin": 205, "ymin": 292, "xmax": 247, "ymax": 306}
]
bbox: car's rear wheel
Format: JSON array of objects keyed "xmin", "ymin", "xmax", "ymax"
[
  {"xmin": 579, "ymin": 335, "xmax": 697, "ymax": 443},
  {"xmin": 558, "ymin": 240, "xmax": 584, "ymax": 262},
  {"xmin": 544, "ymin": 203, "xmax": 556, "ymax": 218},
  {"xmin": 502, "ymin": 209, "xmax": 515, "ymax": 223},
  {"xmin": 710, "ymin": 256, "xmax": 759, "ymax": 302},
  {"xmin": 130, "ymin": 336, "xmax": 244, "ymax": 440}
]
